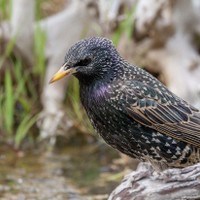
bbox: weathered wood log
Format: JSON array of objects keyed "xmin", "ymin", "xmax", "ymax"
[{"xmin": 109, "ymin": 162, "xmax": 200, "ymax": 200}]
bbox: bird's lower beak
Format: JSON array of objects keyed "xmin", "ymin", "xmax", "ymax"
[{"xmin": 49, "ymin": 64, "xmax": 75, "ymax": 84}]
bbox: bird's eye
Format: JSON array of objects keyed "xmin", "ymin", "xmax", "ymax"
[{"xmin": 75, "ymin": 58, "xmax": 92, "ymax": 67}]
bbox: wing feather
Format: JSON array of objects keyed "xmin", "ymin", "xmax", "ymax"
[{"xmin": 124, "ymin": 81, "xmax": 200, "ymax": 148}]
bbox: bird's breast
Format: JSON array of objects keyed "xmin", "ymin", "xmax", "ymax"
[{"xmin": 80, "ymin": 84, "xmax": 141, "ymax": 153}]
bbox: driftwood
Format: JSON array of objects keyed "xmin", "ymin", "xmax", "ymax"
[{"xmin": 109, "ymin": 162, "xmax": 200, "ymax": 200}]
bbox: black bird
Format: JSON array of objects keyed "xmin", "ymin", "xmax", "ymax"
[{"xmin": 50, "ymin": 37, "xmax": 200, "ymax": 170}]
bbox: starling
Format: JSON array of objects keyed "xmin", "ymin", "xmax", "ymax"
[{"xmin": 50, "ymin": 37, "xmax": 200, "ymax": 170}]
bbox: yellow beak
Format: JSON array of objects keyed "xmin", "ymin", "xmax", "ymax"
[{"xmin": 49, "ymin": 64, "xmax": 75, "ymax": 84}]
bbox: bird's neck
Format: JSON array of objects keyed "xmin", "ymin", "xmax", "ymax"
[
  {"xmin": 79, "ymin": 59, "xmax": 128, "ymax": 106},
  {"xmin": 80, "ymin": 80, "xmax": 110, "ymax": 105}
]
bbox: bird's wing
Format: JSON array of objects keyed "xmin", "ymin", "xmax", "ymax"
[{"xmin": 123, "ymin": 81, "xmax": 200, "ymax": 148}]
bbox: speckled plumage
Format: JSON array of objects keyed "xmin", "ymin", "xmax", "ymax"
[{"xmin": 63, "ymin": 37, "xmax": 200, "ymax": 170}]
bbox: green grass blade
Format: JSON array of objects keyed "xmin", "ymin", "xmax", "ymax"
[
  {"xmin": 0, "ymin": 0, "xmax": 12, "ymax": 19},
  {"xmin": 34, "ymin": 24, "xmax": 46, "ymax": 78},
  {"xmin": 14, "ymin": 61, "xmax": 27, "ymax": 100},
  {"xmin": 0, "ymin": 90, "xmax": 4, "ymax": 129},
  {"xmin": 4, "ymin": 70, "xmax": 14, "ymax": 134},
  {"xmin": 0, "ymin": 36, "xmax": 16, "ymax": 70},
  {"xmin": 112, "ymin": 6, "xmax": 136, "ymax": 46},
  {"xmin": 15, "ymin": 114, "xmax": 38, "ymax": 148}
]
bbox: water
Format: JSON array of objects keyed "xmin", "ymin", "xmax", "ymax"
[{"xmin": 0, "ymin": 142, "xmax": 136, "ymax": 199}]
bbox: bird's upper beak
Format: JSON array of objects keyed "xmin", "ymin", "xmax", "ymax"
[{"xmin": 49, "ymin": 63, "xmax": 76, "ymax": 84}]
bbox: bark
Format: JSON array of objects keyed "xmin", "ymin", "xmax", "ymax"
[{"xmin": 109, "ymin": 162, "xmax": 200, "ymax": 200}]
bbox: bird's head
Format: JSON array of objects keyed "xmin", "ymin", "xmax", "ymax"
[{"xmin": 50, "ymin": 37, "xmax": 122, "ymax": 85}]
